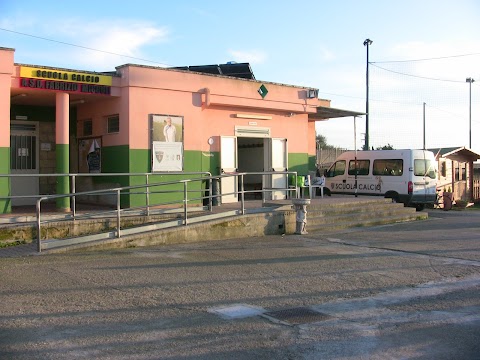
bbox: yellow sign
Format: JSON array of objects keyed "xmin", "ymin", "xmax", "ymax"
[{"xmin": 20, "ymin": 66, "xmax": 112, "ymax": 86}]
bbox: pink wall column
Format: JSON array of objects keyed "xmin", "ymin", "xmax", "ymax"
[
  {"xmin": 0, "ymin": 48, "xmax": 14, "ymax": 213},
  {"xmin": 55, "ymin": 92, "xmax": 70, "ymax": 210},
  {"xmin": 0, "ymin": 48, "xmax": 14, "ymax": 149}
]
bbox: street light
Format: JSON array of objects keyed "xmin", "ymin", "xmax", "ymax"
[
  {"xmin": 363, "ymin": 38, "xmax": 373, "ymax": 150},
  {"xmin": 466, "ymin": 77, "xmax": 475, "ymax": 148}
]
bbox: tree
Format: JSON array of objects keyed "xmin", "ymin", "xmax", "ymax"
[
  {"xmin": 315, "ymin": 134, "xmax": 335, "ymax": 149},
  {"xmin": 376, "ymin": 143, "xmax": 394, "ymax": 150}
]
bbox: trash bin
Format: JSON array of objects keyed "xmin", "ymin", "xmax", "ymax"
[
  {"xmin": 296, "ymin": 175, "xmax": 305, "ymax": 198},
  {"xmin": 443, "ymin": 191, "xmax": 453, "ymax": 211},
  {"xmin": 296, "ymin": 175, "xmax": 305, "ymax": 188},
  {"xmin": 212, "ymin": 178, "xmax": 221, "ymax": 206}
]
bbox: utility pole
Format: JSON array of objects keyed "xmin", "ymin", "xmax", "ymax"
[
  {"xmin": 363, "ymin": 38, "xmax": 373, "ymax": 150},
  {"xmin": 466, "ymin": 77, "xmax": 475, "ymax": 148}
]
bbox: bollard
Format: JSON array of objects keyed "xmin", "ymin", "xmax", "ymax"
[{"xmin": 292, "ymin": 198, "xmax": 311, "ymax": 234}]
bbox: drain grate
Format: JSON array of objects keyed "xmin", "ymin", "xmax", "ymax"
[{"xmin": 263, "ymin": 307, "xmax": 331, "ymax": 325}]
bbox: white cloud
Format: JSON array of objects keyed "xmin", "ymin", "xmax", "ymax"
[
  {"xmin": 318, "ymin": 47, "xmax": 335, "ymax": 62},
  {"xmin": 1, "ymin": 15, "xmax": 170, "ymax": 70},
  {"xmin": 50, "ymin": 19, "xmax": 170, "ymax": 69},
  {"xmin": 227, "ymin": 49, "xmax": 267, "ymax": 65}
]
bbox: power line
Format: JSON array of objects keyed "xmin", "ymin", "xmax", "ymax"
[
  {"xmin": 372, "ymin": 52, "xmax": 480, "ymax": 63},
  {"xmin": 370, "ymin": 63, "xmax": 466, "ymax": 83},
  {"xmin": 425, "ymin": 104, "xmax": 467, "ymax": 120},
  {"xmin": 0, "ymin": 27, "xmax": 171, "ymax": 67},
  {"xmin": 428, "ymin": 103, "xmax": 480, "ymax": 125}
]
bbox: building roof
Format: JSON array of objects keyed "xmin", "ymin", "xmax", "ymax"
[
  {"xmin": 428, "ymin": 147, "xmax": 480, "ymax": 162},
  {"xmin": 309, "ymin": 106, "xmax": 365, "ymax": 121}
]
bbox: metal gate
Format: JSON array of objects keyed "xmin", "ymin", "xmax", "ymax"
[{"xmin": 10, "ymin": 121, "xmax": 39, "ymax": 206}]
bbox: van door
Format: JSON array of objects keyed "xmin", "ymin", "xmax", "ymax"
[
  {"xmin": 345, "ymin": 158, "xmax": 375, "ymax": 195},
  {"xmin": 325, "ymin": 159, "xmax": 347, "ymax": 194}
]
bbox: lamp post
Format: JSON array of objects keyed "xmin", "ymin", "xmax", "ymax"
[
  {"xmin": 466, "ymin": 77, "xmax": 475, "ymax": 148},
  {"xmin": 354, "ymin": 116, "xmax": 358, "ymax": 197},
  {"xmin": 423, "ymin": 102, "xmax": 426, "ymax": 150},
  {"xmin": 363, "ymin": 38, "xmax": 373, "ymax": 150}
]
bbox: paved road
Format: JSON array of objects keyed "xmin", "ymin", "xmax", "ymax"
[{"xmin": 1, "ymin": 209, "xmax": 479, "ymax": 359}]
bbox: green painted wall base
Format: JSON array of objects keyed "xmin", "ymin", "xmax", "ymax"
[
  {"xmin": 0, "ymin": 147, "xmax": 11, "ymax": 214},
  {"xmin": 56, "ymin": 144, "xmax": 70, "ymax": 210}
]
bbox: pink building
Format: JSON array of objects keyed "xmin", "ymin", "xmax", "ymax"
[{"xmin": 0, "ymin": 46, "xmax": 360, "ymax": 213}]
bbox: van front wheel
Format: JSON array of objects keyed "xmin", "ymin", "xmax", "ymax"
[{"xmin": 415, "ymin": 204, "xmax": 425, "ymax": 211}]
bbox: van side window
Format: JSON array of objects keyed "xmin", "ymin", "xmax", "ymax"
[
  {"xmin": 327, "ymin": 160, "xmax": 346, "ymax": 177},
  {"xmin": 348, "ymin": 160, "xmax": 370, "ymax": 175},
  {"xmin": 414, "ymin": 159, "xmax": 436, "ymax": 179},
  {"xmin": 373, "ymin": 159, "xmax": 403, "ymax": 176}
]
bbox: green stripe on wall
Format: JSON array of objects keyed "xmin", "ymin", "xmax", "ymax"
[
  {"xmin": 99, "ymin": 145, "xmax": 131, "ymax": 207},
  {"xmin": 0, "ymin": 147, "xmax": 11, "ymax": 213},
  {"xmin": 288, "ymin": 152, "xmax": 309, "ymax": 186},
  {"xmin": 55, "ymin": 144, "xmax": 70, "ymax": 210},
  {"xmin": 308, "ymin": 155, "xmax": 317, "ymax": 172},
  {"xmin": 125, "ymin": 149, "xmax": 218, "ymax": 208},
  {"xmin": 288, "ymin": 153, "xmax": 309, "ymax": 175}
]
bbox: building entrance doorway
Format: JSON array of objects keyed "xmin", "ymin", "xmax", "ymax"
[
  {"xmin": 10, "ymin": 121, "xmax": 40, "ymax": 206},
  {"xmin": 220, "ymin": 134, "xmax": 288, "ymax": 202}
]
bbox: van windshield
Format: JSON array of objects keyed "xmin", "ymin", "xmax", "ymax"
[{"xmin": 414, "ymin": 159, "xmax": 437, "ymax": 179}]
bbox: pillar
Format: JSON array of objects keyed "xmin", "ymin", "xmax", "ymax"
[
  {"xmin": 55, "ymin": 92, "xmax": 70, "ymax": 211},
  {"xmin": 468, "ymin": 160, "xmax": 474, "ymax": 201},
  {"xmin": 0, "ymin": 48, "xmax": 14, "ymax": 214}
]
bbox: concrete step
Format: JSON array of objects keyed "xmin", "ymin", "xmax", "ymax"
[
  {"xmin": 307, "ymin": 213, "xmax": 426, "ymax": 234},
  {"xmin": 304, "ymin": 201, "xmax": 425, "ymax": 233},
  {"xmin": 285, "ymin": 198, "xmax": 425, "ymax": 235}
]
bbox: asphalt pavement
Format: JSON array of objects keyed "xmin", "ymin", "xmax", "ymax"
[{"xmin": 1, "ymin": 209, "xmax": 479, "ymax": 359}]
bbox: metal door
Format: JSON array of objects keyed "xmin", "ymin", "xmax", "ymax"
[
  {"xmin": 10, "ymin": 121, "xmax": 40, "ymax": 206},
  {"xmin": 220, "ymin": 136, "xmax": 238, "ymax": 203},
  {"xmin": 265, "ymin": 138, "xmax": 288, "ymax": 200}
]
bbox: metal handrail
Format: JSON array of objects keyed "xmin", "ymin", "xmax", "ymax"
[
  {"xmin": 0, "ymin": 171, "xmax": 212, "ymax": 218},
  {"xmin": 4, "ymin": 171, "xmax": 299, "ymax": 252}
]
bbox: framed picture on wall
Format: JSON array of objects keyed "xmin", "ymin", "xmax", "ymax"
[{"xmin": 151, "ymin": 114, "xmax": 184, "ymax": 172}]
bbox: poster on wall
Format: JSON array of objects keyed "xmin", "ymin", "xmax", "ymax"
[
  {"xmin": 78, "ymin": 138, "xmax": 102, "ymax": 173},
  {"xmin": 151, "ymin": 114, "xmax": 183, "ymax": 172}
]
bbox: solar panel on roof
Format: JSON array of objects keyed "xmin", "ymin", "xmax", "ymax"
[
  {"xmin": 188, "ymin": 65, "xmax": 221, "ymax": 74},
  {"xmin": 170, "ymin": 63, "xmax": 255, "ymax": 79},
  {"xmin": 220, "ymin": 63, "xmax": 255, "ymax": 79}
]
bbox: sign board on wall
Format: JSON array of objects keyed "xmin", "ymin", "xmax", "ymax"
[
  {"xmin": 151, "ymin": 114, "xmax": 184, "ymax": 172},
  {"xmin": 19, "ymin": 66, "xmax": 112, "ymax": 95}
]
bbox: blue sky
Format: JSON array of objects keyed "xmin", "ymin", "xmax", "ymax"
[{"xmin": 1, "ymin": 0, "xmax": 479, "ymax": 152}]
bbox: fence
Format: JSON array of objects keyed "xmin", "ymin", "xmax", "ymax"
[
  {"xmin": 316, "ymin": 147, "xmax": 348, "ymax": 171},
  {"xmin": 474, "ymin": 176, "xmax": 480, "ymax": 202}
]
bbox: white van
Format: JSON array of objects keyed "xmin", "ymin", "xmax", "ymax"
[{"xmin": 324, "ymin": 149, "xmax": 438, "ymax": 210}]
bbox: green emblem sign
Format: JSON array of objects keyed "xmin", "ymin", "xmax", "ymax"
[{"xmin": 258, "ymin": 84, "xmax": 268, "ymax": 98}]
